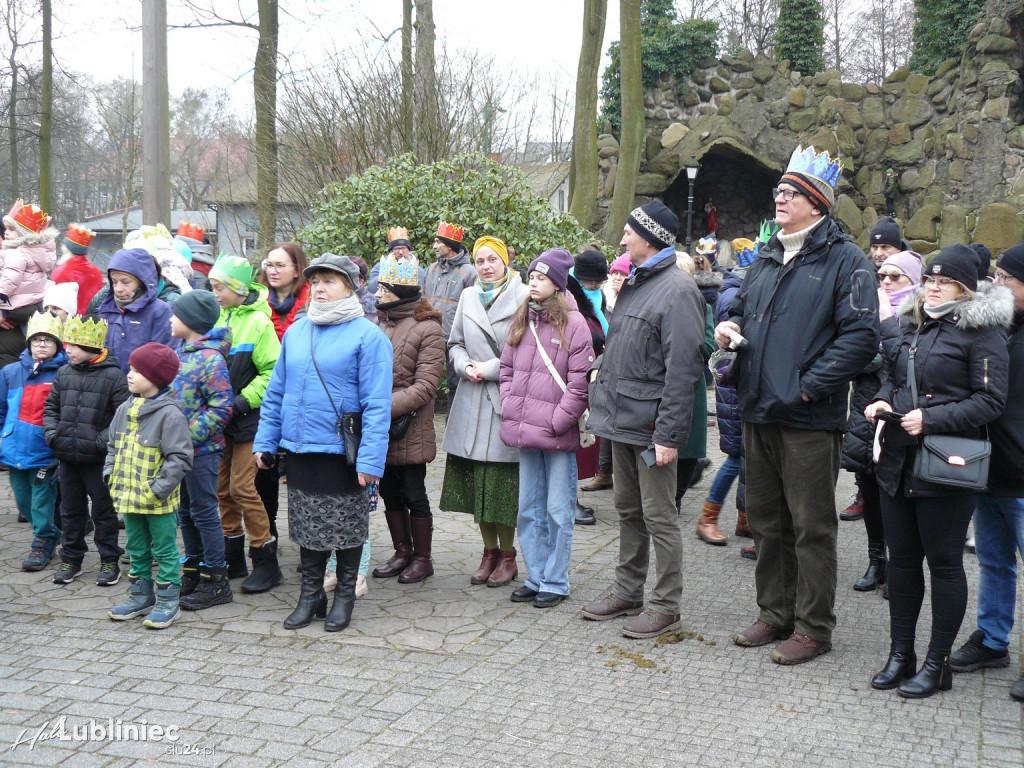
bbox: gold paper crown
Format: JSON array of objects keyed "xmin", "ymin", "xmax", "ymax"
[
  {"xmin": 62, "ymin": 315, "xmax": 108, "ymax": 350},
  {"xmin": 65, "ymin": 223, "xmax": 96, "ymax": 248},
  {"xmin": 26, "ymin": 311, "xmax": 64, "ymax": 343},
  {"xmin": 7, "ymin": 199, "xmax": 52, "ymax": 233},
  {"xmin": 387, "ymin": 226, "xmax": 410, "ymax": 244},
  {"xmin": 436, "ymin": 221, "xmax": 464, "ymax": 242},
  {"xmin": 378, "ymin": 255, "xmax": 421, "ymax": 287}
]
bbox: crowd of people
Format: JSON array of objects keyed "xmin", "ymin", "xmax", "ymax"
[{"xmin": 4, "ymin": 142, "xmax": 1024, "ymax": 705}]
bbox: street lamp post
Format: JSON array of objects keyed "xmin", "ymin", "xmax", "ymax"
[{"xmin": 684, "ymin": 156, "xmax": 700, "ymax": 253}]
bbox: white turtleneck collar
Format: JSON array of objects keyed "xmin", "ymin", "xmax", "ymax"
[{"xmin": 777, "ymin": 216, "xmax": 825, "ymax": 264}]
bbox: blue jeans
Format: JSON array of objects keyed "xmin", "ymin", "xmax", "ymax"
[
  {"xmin": 517, "ymin": 448, "xmax": 577, "ymax": 595},
  {"xmin": 177, "ymin": 453, "xmax": 226, "ymax": 569},
  {"xmin": 10, "ymin": 466, "xmax": 59, "ymax": 542},
  {"xmin": 974, "ymin": 495, "xmax": 1024, "ymax": 651},
  {"xmin": 706, "ymin": 455, "xmax": 741, "ymax": 505}
]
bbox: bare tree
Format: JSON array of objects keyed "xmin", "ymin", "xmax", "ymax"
[
  {"xmin": 569, "ymin": 0, "xmax": 607, "ymax": 230},
  {"xmin": 38, "ymin": 0, "xmax": 50, "ymax": 211},
  {"xmin": 846, "ymin": 0, "xmax": 914, "ymax": 83},
  {"xmin": 93, "ymin": 78, "xmax": 143, "ymax": 238},
  {"xmin": 413, "ymin": 0, "xmax": 438, "ymax": 163},
  {"xmin": 169, "ymin": 87, "xmax": 243, "ymax": 209},
  {"xmin": 822, "ymin": 0, "xmax": 865, "ymax": 77},
  {"xmin": 717, "ymin": 0, "xmax": 778, "ymax": 57}
]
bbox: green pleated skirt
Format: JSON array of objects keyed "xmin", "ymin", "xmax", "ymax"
[{"xmin": 440, "ymin": 454, "xmax": 519, "ymax": 528}]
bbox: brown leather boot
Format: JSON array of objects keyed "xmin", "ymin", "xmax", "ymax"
[
  {"xmin": 697, "ymin": 500, "xmax": 727, "ymax": 545},
  {"xmin": 580, "ymin": 472, "xmax": 613, "ymax": 492},
  {"xmin": 735, "ymin": 508, "xmax": 752, "ymax": 538},
  {"xmin": 470, "ymin": 548, "xmax": 500, "ymax": 585},
  {"xmin": 372, "ymin": 508, "xmax": 412, "ymax": 579},
  {"xmin": 398, "ymin": 517, "xmax": 434, "ymax": 584},
  {"xmin": 486, "ymin": 549, "xmax": 518, "ymax": 587}
]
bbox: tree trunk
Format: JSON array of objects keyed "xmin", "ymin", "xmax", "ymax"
[
  {"xmin": 39, "ymin": 0, "xmax": 52, "ymax": 212},
  {"xmin": 602, "ymin": 0, "xmax": 642, "ymax": 244},
  {"xmin": 569, "ymin": 0, "xmax": 607, "ymax": 231},
  {"xmin": 8, "ymin": 39, "xmax": 18, "ymax": 201},
  {"xmin": 401, "ymin": 0, "xmax": 414, "ymax": 153},
  {"xmin": 413, "ymin": 0, "xmax": 435, "ymax": 163},
  {"xmin": 254, "ymin": 0, "xmax": 279, "ymax": 253}
]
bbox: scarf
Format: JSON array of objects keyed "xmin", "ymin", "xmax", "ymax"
[
  {"xmin": 477, "ymin": 271, "xmax": 509, "ymax": 310},
  {"xmin": 114, "ymin": 285, "xmax": 145, "ymax": 308},
  {"xmin": 922, "ymin": 298, "xmax": 964, "ymax": 319},
  {"xmin": 885, "ymin": 282, "xmax": 916, "ymax": 314},
  {"xmin": 268, "ymin": 286, "xmax": 297, "ymax": 318},
  {"xmin": 307, "ymin": 293, "xmax": 364, "ymax": 325},
  {"xmin": 580, "ymin": 284, "xmax": 608, "ymax": 334}
]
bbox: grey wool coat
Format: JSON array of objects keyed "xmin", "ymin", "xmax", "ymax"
[{"xmin": 441, "ymin": 273, "xmax": 530, "ymax": 463}]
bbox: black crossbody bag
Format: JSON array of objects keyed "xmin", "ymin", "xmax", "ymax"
[{"xmin": 310, "ymin": 326, "xmax": 361, "ymax": 465}]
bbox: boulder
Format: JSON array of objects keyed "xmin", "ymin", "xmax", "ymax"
[
  {"xmin": 885, "ymin": 66, "xmax": 910, "ymax": 83},
  {"xmin": 716, "ymin": 94, "xmax": 736, "ymax": 116},
  {"xmin": 947, "ymin": 133, "xmax": 970, "ymax": 159},
  {"xmin": 597, "ymin": 134, "xmax": 619, "ymax": 150},
  {"xmin": 839, "ymin": 82, "xmax": 866, "ymax": 102},
  {"xmin": 813, "ymin": 69, "xmax": 841, "ymax": 87},
  {"xmin": 634, "ymin": 172, "xmax": 668, "ymax": 196},
  {"xmin": 598, "ymin": 145, "xmax": 619, "ymax": 159},
  {"xmin": 709, "ymin": 76, "xmax": 731, "ymax": 93},
  {"xmin": 889, "ymin": 123, "xmax": 912, "ymax": 145},
  {"xmin": 905, "ymin": 203, "xmax": 942, "ymax": 241},
  {"xmin": 890, "ymin": 98, "xmax": 933, "ymax": 128},
  {"xmin": 862, "ymin": 206, "xmax": 879, "ymax": 233},
  {"xmin": 683, "ymin": 89, "xmax": 700, "ymax": 108},
  {"xmin": 900, "ymin": 168, "xmax": 920, "ymax": 192},
  {"xmin": 787, "ymin": 108, "xmax": 817, "ymax": 132},
  {"xmin": 918, "ymin": 159, "xmax": 937, "ymax": 188},
  {"xmin": 906, "ymin": 73, "xmax": 929, "ymax": 95},
  {"xmin": 841, "ymin": 107, "xmax": 864, "ymax": 130},
  {"xmin": 977, "ymin": 34, "xmax": 1016, "ymax": 54},
  {"xmin": 982, "ymin": 97, "xmax": 1010, "ymax": 119},
  {"xmin": 909, "ymin": 240, "xmax": 937, "ymax": 255},
  {"xmin": 939, "ymin": 205, "xmax": 970, "ymax": 247},
  {"xmin": 787, "ymin": 88, "xmax": 807, "ymax": 107},
  {"xmin": 661, "ymin": 122, "xmax": 690, "ymax": 149},
  {"xmin": 934, "ymin": 59, "xmax": 958, "ymax": 78},
  {"xmin": 862, "ymin": 97, "xmax": 885, "ymax": 129},
  {"xmin": 649, "ymin": 149, "xmax": 683, "ymax": 177},
  {"xmin": 973, "ymin": 203, "xmax": 1024, "ymax": 254},
  {"xmin": 807, "ymin": 127, "xmax": 838, "ymax": 157},
  {"xmin": 863, "ymin": 129, "xmax": 891, "ymax": 164},
  {"xmin": 731, "ymin": 74, "xmax": 757, "ymax": 90},
  {"xmin": 752, "ymin": 64, "xmax": 775, "ymax": 84},
  {"xmin": 837, "ymin": 124, "xmax": 858, "ymax": 156},
  {"xmin": 950, "ymin": 160, "xmax": 965, "ymax": 181},
  {"xmin": 602, "ymin": 164, "xmax": 616, "ymax": 198},
  {"xmin": 833, "ymin": 195, "xmax": 864, "ymax": 236}
]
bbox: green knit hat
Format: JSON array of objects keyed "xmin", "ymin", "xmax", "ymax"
[{"xmin": 209, "ymin": 253, "xmax": 254, "ymax": 296}]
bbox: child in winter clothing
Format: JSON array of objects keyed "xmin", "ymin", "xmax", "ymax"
[
  {"xmin": 42, "ymin": 281, "xmax": 79, "ymax": 322},
  {"xmin": 44, "ymin": 316, "xmax": 129, "ymax": 585},
  {"xmin": 1, "ymin": 311, "xmax": 67, "ymax": 571},
  {"xmin": 0, "ymin": 200, "xmax": 58, "ymax": 312},
  {"xmin": 170, "ymin": 290, "xmax": 235, "ymax": 610},
  {"xmin": 50, "ymin": 224, "xmax": 104, "ymax": 315},
  {"xmin": 96, "ymin": 247, "xmax": 174, "ymax": 374},
  {"xmin": 499, "ymin": 249, "xmax": 593, "ymax": 608},
  {"xmin": 208, "ymin": 254, "xmax": 282, "ymax": 594},
  {"xmin": 105, "ymin": 343, "xmax": 192, "ymax": 629}
]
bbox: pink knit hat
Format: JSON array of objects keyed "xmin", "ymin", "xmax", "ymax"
[
  {"xmin": 609, "ymin": 254, "xmax": 631, "ymax": 275},
  {"xmin": 880, "ymin": 250, "xmax": 922, "ymax": 284}
]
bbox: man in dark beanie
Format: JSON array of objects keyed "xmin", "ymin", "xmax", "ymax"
[
  {"xmin": 951, "ymin": 241, "xmax": 1024, "ymax": 702},
  {"xmin": 969, "ymin": 243, "xmax": 993, "ymax": 283},
  {"xmin": 716, "ymin": 145, "xmax": 879, "ymax": 665},
  {"xmin": 868, "ymin": 216, "xmax": 908, "ymax": 268},
  {"xmin": 582, "ymin": 200, "xmax": 706, "ymax": 640}
]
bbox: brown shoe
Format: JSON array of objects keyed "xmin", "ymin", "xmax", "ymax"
[
  {"xmin": 771, "ymin": 633, "xmax": 832, "ymax": 665},
  {"xmin": 486, "ymin": 549, "xmax": 518, "ymax": 587},
  {"xmin": 580, "ymin": 593, "xmax": 644, "ymax": 621},
  {"xmin": 470, "ymin": 548, "xmax": 499, "ymax": 585},
  {"xmin": 732, "ymin": 619, "xmax": 790, "ymax": 647},
  {"xmin": 580, "ymin": 472, "xmax": 613, "ymax": 492},
  {"xmin": 735, "ymin": 508, "xmax": 752, "ymax": 538},
  {"xmin": 621, "ymin": 609, "xmax": 681, "ymax": 639},
  {"xmin": 697, "ymin": 500, "xmax": 727, "ymax": 545}
]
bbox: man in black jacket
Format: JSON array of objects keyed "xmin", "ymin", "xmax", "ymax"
[
  {"xmin": 715, "ymin": 146, "xmax": 879, "ymax": 664},
  {"xmin": 950, "ymin": 242, "xmax": 1024, "ymax": 702},
  {"xmin": 582, "ymin": 201, "xmax": 706, "ymax": 639}
]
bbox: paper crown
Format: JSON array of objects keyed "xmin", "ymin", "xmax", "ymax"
[
  {"xmin": 758, "ymin": 219, "xmax": 779, "ymax": 245},
  {"xmin": 387, "ymin": 226, "xmax": 410, "ymax": 244},
  {"xmin": 784, "ymin": 145, "xmax": 841, "ymax": 189},
  {"xmin": 732, "ymin": 238, "xmax": 758, "ymax": 268},
  {"xmin": 65, "ymin": 223, "xmax": 96, "ymax": 250},
  {"xmin": 7, "ymin": 199, "xmax": 51, "ymax": 233},
  {"xmin": 695, "ymin": 236, "xmax": 717, "ymax": 255},
  {"xmin": 378, "ymin": 254, "xmax": 421, "ymax": 287},
  {"xmin": 436, "ymin": 221, "xmax": 464, "ymax": 243},
  {"xmin": 26, "ymin": 310, "xmax": 64, "ymax": 343},
  {"xmin": 176, "ymin": 221, "xmax": 205, "ymax": 242},
  {"xmin": 62, "ymin": 315, "xmax": 108, "ymax": 349}
]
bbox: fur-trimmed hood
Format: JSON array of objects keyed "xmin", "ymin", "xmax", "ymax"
[
  {"xmin": 1, "ymin": 224, "xmax": 58, "ymax": 249},
  {"xmin": 897, "ymin": 281, "xmax": 1015, "ymax": 331},
  {"xmin": 693, "ymin": 269, "xmax": 723, "ymax": 290}
]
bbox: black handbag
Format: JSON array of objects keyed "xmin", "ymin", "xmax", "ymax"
[
  {"xmin": 389, "ymin": 411, "xmax": 416, "ymax": 441},
  {"xmin": 906, "ymin": 328, "xmax": 991, "ymax": 491}
]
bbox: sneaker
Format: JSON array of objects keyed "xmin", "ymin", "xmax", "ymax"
[
  {"xmin": 323, "ymin": 570, "xmax": 338, "ymax": 592},
  {"xmin": 839, "ymin": 492, "xmax": 864, "ymax": 521},
  {"xmin": 22, "ymin": 537, "xmax": 56, "ymax": 571},
  {"xmin": 96, "ymin": 559, "xmax": 122, "ymax": 587},
  {"xmin": 53, "ymin": 560, "xmax": 82, "ymax": 584},
  {"xmin": 950, "ymin": 630, "xmax": 1010, "ymax": 672},
  {"xmin": 355, "ymin": 573, "xmax": 368, "ymax": 599},
  {"xmin": 1011, "ymin": 674, "xmax": 1024, "ymax": 702},
  {"xmin": 119, "ymin": 552, "xmax": 131, "ymax": 565}
]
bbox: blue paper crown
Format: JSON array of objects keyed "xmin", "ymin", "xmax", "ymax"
[
  {"xmin": 785, "ymin": 145, "xmax": 841, "ymax": 189},
  {"xmin": 378, "ymin": 255, "xmax": 420, "ymax": 287}
]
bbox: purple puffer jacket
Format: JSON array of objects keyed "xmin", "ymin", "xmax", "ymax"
[{"xmin": 499, "ymin": 295, "xmax": 594, "ymax": 452}]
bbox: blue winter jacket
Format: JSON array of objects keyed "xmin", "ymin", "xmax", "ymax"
[
  {"xmin": 98, "ymin": 248, "xmax": 174, "ymax": 374},
  {"xmin": 254, "ymin": 315, "xmax": 393, "ymax": 478},
  {"xmin": 0, "ymin": 348, "xmax": 68, "ymax": 469}
]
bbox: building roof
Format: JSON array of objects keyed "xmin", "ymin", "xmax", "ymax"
[
  {"xmin": 518, "ymin": 162, "xmax": 570, "ymax": 199},
  {"xmin": 83, "ymin": 207, "xmax": 216, "ymax": 234},
  {"xmin": 204, "ymin": 176, "xmax": 306, "ymax": 206}
]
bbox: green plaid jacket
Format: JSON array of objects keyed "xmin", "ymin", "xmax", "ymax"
[{"xmin": 105, "ymin": 392, "xmax": 193, "ymax": 515}]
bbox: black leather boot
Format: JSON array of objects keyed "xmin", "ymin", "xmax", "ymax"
[
  {"xmin": 241, "ymin": 537, "xmax": 285, "ymax": 594},
  {"xmin": 854, "ymin": 540, "xmax": 887, "ymax": 591},
  {"xmin": 325, "ymin": 546, "xmax": 362, "ymax": 632},
  {"xmin": 283, "ymin": 548, "xmax": 329, "ymax": 629},
  {"xmin": 372, "ymin": 508, "xmax": 412, "ymax": 578},
  {"xmin": 871, "ymin": 642, "xmax": 917, "ymax": 690},
  {"xmin": 898, "ymin": 651, "xmax": 953, "ymax": 698},
  {"xmin": 224, "ymin": 535, "xmax": 249, "ymax": 579}
]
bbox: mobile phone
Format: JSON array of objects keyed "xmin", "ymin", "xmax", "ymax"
[
  {"xmin": 878, "ymin": 411, "xmax": 906, "ymax": 424},
  {"xmin": 641, "ymin": 446, "xmax": 658, "ymax": 468}
]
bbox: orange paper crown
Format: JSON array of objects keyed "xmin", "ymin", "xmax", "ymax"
[
  {"xmin": 436, "ymin": 221, "xmax": 464, "ymax": 243},
  {"xmin": 176, "ymin": 221, "xmax": 205, "ymax": 241},
  {"xmin": 7, "ymin": 199, "xmax": 51, "ymax": 233},
  {"xmin": 387, "ymin": 226, "xmax": 409, "ymax": 243},
  {"xmin": 65, "ymin": 223, "xmax": 96, "ymax": 249}
]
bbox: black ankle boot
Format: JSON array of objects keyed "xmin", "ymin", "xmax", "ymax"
[
  {"xmin": 284, "ymin": 548, "xmax": 329, "ymax": 629},
  {"xmin": 325, "ymin": 546, "xmax": 361, "ymax": 632},
  {"xmin": 854, "ymin": 540, "xmax": 887, "ymax": 592},
  {"xmin": 898, "ymin": 651, "xmax": 952, "ymax": 698},
  {"xmin": 871, "ymin": 643, "xmax": 917, "ymax": 690}
]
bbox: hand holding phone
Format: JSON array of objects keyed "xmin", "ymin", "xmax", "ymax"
[{"xmin": 641, "ymin": 446, "xmax": 657, "ymax": 468}]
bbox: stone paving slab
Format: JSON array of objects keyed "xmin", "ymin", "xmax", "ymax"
[{"xmin": 1, "ymin": 409, "xmax": 1022, "ymax": 766}]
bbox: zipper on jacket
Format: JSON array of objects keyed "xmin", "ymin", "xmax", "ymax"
[{"xmin": 984, "ymin": 358, "xmax": 989, "ymax": 392}]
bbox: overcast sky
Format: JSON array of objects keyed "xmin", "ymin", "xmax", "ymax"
[{"xmin": 51, "ymin": 1, "xmax": 621, "ymax": 115}]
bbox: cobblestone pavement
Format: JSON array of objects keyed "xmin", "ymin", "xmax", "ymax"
[{"xmin": 1, "ymin": 409, "xmax": 1022, "ymax": 767}]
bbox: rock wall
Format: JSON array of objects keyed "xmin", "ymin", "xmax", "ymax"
[{"xmin": 596, "ymin": 1, "xmax": 1024, "ymax": 257}]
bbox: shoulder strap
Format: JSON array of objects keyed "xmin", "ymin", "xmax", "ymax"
[
  {"xmin": 310, "ymin": 323, "xmax": 341, "ymax": 424},
  {"xmin": 530, "ymin": 320, "xmax": 567, "ymax": 394},
  {"xmin": 907, "ymin": 328, "xmax": 921, "ymax": 407}
]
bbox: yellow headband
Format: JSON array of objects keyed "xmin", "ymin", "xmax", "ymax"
[{"xmin": 472, "ymin": 236, "xmax": 509, "ymax": 266}]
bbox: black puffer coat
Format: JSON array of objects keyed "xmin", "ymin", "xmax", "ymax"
[
  {"xmin": 43, "ymin": 353, "xmax": 129, "ymax": 465},
  {"xmin": 986, "ymin": 309, "xmax": 1024, "ymax": 497},
  {"xmin": 874, "ymin": 286, "xmax": 1012, "ymax": 497},
  {"xmin": 840, "ymin": 351, "xmax": 886, "ymax": 474}
]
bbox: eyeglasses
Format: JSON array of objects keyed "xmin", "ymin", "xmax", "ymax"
[
  {"xmin": 771, "ymin": 187, "xmax": 800, "ymax": 202},
  {"xmin": 876, "ymin": 271, "xmax": 908, "ymax": 283},
  {"xmin": 994, "ymin": 270, "xmax": 1018, "ymax": 284},
  {"xmin": 263, "ymin": 262, "xmax": 292, "ymax": 273},
  {"xmin": 30, "ymin": 338, "xmax": 57, "ymax": 346},
  {"xmin": 922, "ymin": 276, "xmax": 958, "ymax": 288}
]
